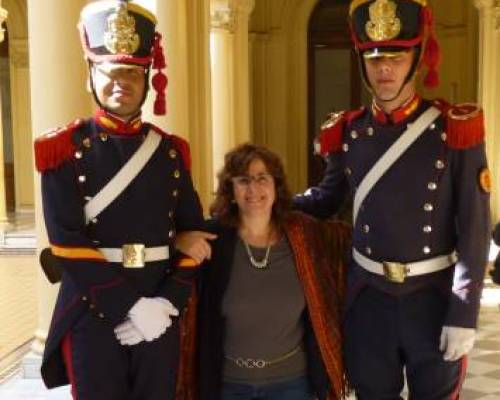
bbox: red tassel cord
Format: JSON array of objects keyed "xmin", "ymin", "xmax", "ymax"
[
  {"xmin": 422, "ymin": 7, "xmax": 441, "ymax": 88},
  {"xmin": 153, "ymin": 71, "xmax": 168, "ymax": 115},
  {"xmin": 152, "ymin": 32, "xmax": 168, "ymax": 115}
]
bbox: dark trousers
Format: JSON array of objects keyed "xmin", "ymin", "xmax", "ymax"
[
  {"xmin": 344, "ymin": 287, "xmax": 466, "ymax": 400},
  {"xmin": 61, "ymin": 311, "xmax": 180, "ymax": 400},
  {"xmin": 221, "ymin": 376, "xmax": 314, "ymax": 400}
]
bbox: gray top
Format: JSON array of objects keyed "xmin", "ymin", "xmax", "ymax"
[{"xmin": 222, "ymin": 236, "xmax": 307, "ymax": 384}]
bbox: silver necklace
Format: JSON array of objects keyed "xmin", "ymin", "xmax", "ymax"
[{"xmin": 243, "ymin": 240, "xmax": 271, "ymax": 269}]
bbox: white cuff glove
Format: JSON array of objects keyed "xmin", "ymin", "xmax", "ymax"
[
  {"xmin": 128, "ymin": 297, "xmax": 179, "ymax": 342},
  {"xmin": 114, "ymin": 319, "xmax": 145, "ymax": 346},
  {"xmin": 439, "ymin": 326, "xmax": 476, "ymax": 362}
]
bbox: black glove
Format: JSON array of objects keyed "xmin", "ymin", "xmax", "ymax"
[
  {"xmin": 493, "ymin": 224, "xmax": 500, "ymax": 246},
  {"xmin": 491, "ymin": 258, "xmax": 500, "ymax": 285}
]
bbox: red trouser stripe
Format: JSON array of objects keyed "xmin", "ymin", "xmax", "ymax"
[
  {"xmin": 61, "ymin": 333, "xmax": 79, "ymax": 400},
  {"xmin": 450, "ymin": 356, "xmax": 468, "ymax": 400}
]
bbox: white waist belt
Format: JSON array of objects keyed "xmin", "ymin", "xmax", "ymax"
[
  {"xmin": 353, "ymin": 248, "xmax": 457, "ymax": 282},
  {"xmin": 99, "ymin": 245, "xmax": 170, "ymax": 267}
]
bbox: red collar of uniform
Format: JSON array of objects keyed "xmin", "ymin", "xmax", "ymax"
[
  {"xmin": 94, "ymin": 109, "xmax": 143, "ymax": 136},
  {"xmin": 371, "ymin": 94, "xmax": 422, "ymax": 125}
]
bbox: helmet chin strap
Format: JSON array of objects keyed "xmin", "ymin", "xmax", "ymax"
[
  {"xmin": 87, "ymin": 61, "xmax": 151, "ymax": 120},
  {"xmin": 373, "ymin": 80, "xmax": 408, "ymax": 104}
]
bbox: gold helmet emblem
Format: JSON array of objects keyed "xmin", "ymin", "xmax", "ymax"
[
  {"xmin": 365, "ymin": 0, "xmax": 402, "ymax": 42},
  {"xmin": 104, "ymin": 2, "xmax": 140, "ymax": 55}
]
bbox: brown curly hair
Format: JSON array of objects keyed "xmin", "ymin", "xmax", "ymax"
[{"xmin": 210, "ymin": 143, "xmax": 292, "ymax": 228}]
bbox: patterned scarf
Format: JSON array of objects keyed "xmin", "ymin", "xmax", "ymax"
[{"xmin": 285, "ymin": 213, "xmax": 350, "ymax": 400}]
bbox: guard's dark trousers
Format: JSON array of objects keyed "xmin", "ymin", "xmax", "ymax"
[
  {"xmin": 62, "ymin": 311, "xmax": 180, "ymax": 400},
  {"xmin": 344, "ymin": 287, "xmax": 466, "ymax": 400}
]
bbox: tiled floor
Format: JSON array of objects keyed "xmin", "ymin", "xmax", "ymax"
[
  {"xmin": 0, "ymin": 377, "xmax": 69, "ymax": 400},
  {"xmin": 461, "ymin": 306, "xmax": 500, "ymax": 399}
]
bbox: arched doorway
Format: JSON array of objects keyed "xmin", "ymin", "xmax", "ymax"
[{"xmin": 307, "ymin": 0, "xmax": 369, "ymax": 186}]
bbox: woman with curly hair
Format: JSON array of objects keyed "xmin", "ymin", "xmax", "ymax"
[{"xmin": 176, "ymin": 143, "xmax": 349, "ymax": 400}]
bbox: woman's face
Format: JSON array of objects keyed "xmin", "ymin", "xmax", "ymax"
[{"xmin": 231, "ymin": 158, "xmax": 276, "ymax": 220}]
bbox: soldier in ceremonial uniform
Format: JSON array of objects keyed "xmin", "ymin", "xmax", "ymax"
[
  {"xmin": 34, "ymin": 1, "xmax": 207, "ymax": 399},
  {"xmin": 295, "ymin": 0, "xmax": 491, "ymax": 398}
]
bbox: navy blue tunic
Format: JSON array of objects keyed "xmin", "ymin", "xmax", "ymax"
[
  {"xmin": 35, "ymin": 113, "xmax": 204, "ymax": 389},
  {"xmin": 295, "ymin": 98, "xmax": 491, "ymax": 329}
]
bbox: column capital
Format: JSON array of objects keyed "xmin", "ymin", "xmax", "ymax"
[
  {"xmin": 474, "ymin": 0, "xmax": 497, "ymax": 11},
  {"xmin": 234, "ymin": 0, "xmax": 255, "ymax": 15},
  {"xmin": 0, "ymin": 7, "xmax": 8, "ymax": 43},
  {"xmin": 210, "ymin": 1, "xmax": 235, "ymax": 32},
  {"xmin": 210, "ymin": 0, "xmax": 254, "ymax": 32},
  {"xmin": 474, "ymin": 0, "xmax": 500, "ymax": 30}
]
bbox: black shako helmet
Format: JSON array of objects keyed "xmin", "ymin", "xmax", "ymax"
[
  {"xmin": 78, "ymin": 0, "xmax": 168, "ymax": 115},
  {"xmin": 349, "ymin": 0, "xmax": 441, "ymax": 95}
]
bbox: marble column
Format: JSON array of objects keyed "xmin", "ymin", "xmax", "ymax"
[
  {"xmin": 27, "ymin": 0, "xmax": 90, "ymax": 360},
  {"xmin": 0, "ymin": 81, "xmax": 6, "ymax": 229},
  {"xmin": 9, "ymin": 38, "xmax": 33, "ymax": 210},
  {"xmin": 474, "ymin": 0, "xmax": 500, "ymax": 224},
  {"xmin": 0, "ymin": 4, "xmax": 8, "ymax": 229},
  {"xmin": 210, "ymin": 0, "xmax": 254, "ymax": 188},
  {"xmin": 142, "ymin": 0, "xmax": 214, "ymax": 212}
]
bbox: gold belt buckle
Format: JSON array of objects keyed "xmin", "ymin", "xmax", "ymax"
[
  {"xmin": 382, "ymin": 261, "xmax": 407, "ymax": 283},
  {"xmin": 122, "ymin": 244, "xmax": 146, "ymax": 268}
]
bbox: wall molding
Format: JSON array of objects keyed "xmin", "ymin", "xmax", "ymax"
[{"xmin": 9, "ymin": 38, "xmax": 28, "ymax": 68}]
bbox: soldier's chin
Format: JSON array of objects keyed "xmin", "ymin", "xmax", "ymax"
[
  {"xmin": 108, "ymin": 105, "xmax": 139, "ymax": 119},
  {"xmin": 375, "ymin": 90, "xmax": 399, "ymax": 103}
]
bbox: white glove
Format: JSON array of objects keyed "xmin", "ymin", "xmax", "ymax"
[
  {"xmin": 128, "ymin": 297, "xmax": 179, "ymax": 342},
  {"xmin": 439, "ymin": 326, "xmax": 476, "ymax": 361},
  {"xmin": 114, "ymin": 319, "xmax": 145, "ymax": 346}
]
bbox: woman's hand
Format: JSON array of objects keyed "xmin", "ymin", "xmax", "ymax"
[{"xmin": 175, "ymin": 231, "xmax": 217, "ymax": 264}]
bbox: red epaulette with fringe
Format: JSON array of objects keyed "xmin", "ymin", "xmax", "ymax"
[
  {"xmin": 150, "ymin": 125, "xmax": 192, "ymax": 172},
  {"xmin": 314, "ymin": 108, "xmax": 364, "ymax": 157},
  {"xmin": 446, "ymin": 103, "xmax": 485, "ymax": 149},
  {"xmin": 433, "ymin": 100, "xmax": 485, "ymax": 149},
  {"xmin": 34, "ymin": 119, "xmax": 84, "ymax": 172}
]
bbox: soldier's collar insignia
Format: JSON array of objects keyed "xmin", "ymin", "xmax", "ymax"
[
  {"xmin": 94, "ymin": 109, "xmax": 143, "ymax": 136},
  {"xmin": 372, "ymin": 93, "xmax": 421, "ymax": 124},
  {"xmin": 104, "ymin": 2, "xmax": 141, "ymax": 55},
  {"xmin": 366, "ymin": 0, "xmax": 402, "ymax": 42}
]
